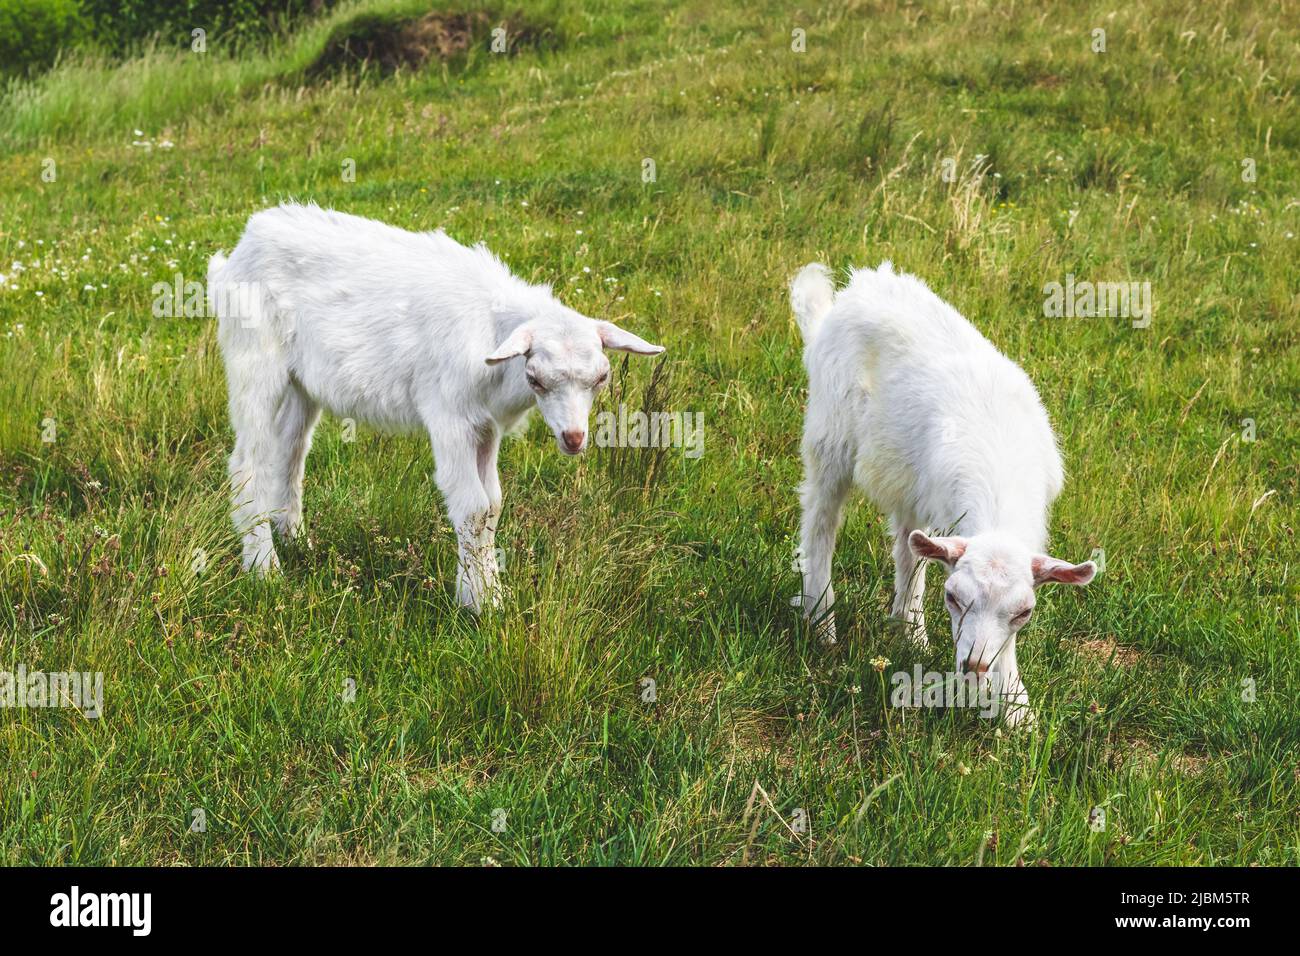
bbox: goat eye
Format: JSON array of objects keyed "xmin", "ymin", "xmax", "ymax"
[
  {"xmin": 945, "ymin": 593, "xmax": 961, "ymax": 611},
  {"xmin": 526, "ymin": 374, "xmax": 544, "ymax": 392},
  {"xmin": 1012, "ymin": 609, "xmax": 1032, "ymax": 625}
]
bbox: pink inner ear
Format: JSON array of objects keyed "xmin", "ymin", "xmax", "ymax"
[
  {"xmin": 597, "ymin": 321, "xmax": 663, "ymax": 355},
  {"xmin": 909, "ymin": 531, "xmax": 966, "ymax": 565},
  {"xmin": 1032, "ymin": 556, "xmax": 1096, "ymax": 586}
]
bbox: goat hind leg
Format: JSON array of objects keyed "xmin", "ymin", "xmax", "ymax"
[
  {"xmin": 799, "ymin": 459, "xmax": 851, "ymax": 644},
  {"xmin": 273, "ymin": 383, "xmax": 321, "ymax": 544},
  {"xmin": 228, "ymin": 374, "xmax": 289, "ymax": 575}
]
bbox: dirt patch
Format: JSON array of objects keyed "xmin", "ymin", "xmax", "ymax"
[
  {"xmin": 1077, "ymin": 636, "xmax": 1141, "ymax": 668},
  {"xmin": 1114, "ymin": 737, "xmax": 1210, "ymax": 778},
  {"xmin": 305, "ymin": 10, "xmax": 553, "ymax": 79},
  {"xmin": 729, "ymin": 714, "xmax": 797, "ymax": 772}
]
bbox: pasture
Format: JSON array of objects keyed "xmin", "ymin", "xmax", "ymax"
[{"xmin": 0, "ymin": 0, "xmax": 1296, "ymax": 864}]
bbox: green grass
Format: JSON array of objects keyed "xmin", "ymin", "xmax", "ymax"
[{"xmin": 0, "ymin": 0, "xmax": 1297, "ymax": 865}]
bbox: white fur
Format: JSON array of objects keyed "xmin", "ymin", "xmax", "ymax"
[
  {"xmin": 792, "ymin": 261, "xmax": 1095, "ymax": 727},
  {"xmin": 212, "ymin": 202, "xmax": 662, "ymax": 610}
]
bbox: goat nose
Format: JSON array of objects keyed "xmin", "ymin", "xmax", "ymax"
[
  {"xmin": 562, "ymin": 429, "xmax": 585, "ymax": 452},
  {"xmin": 964, "ymin": 660, "xmax": 989, "ymax": 676}
]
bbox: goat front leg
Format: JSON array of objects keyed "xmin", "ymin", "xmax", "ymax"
[
  {"xmin": 431, "ymin": 423, "xmax": 495, "ymax": 613},
  {"xmin": 475, "ymin": 426, "xmax": 504, "ymax": 607},
  {"xmin": 990, "ymin": 641, "xmax": 1035, "ymax": 729},
  {"xmin": 890, "ymin": 520, "xmax": 928, "ymax": 649},
  {"xmin": 798, "ymin": 460, "xmax": 851, "ymax": 645}
]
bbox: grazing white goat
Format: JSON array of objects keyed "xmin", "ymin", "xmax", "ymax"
[
  {"xmin": 791, "ymin": 261, "xmax": 1095, "ymax": 727},
  {"xmin": 210, "ymin": 202, "xmax": 663, "ymax": 610}
]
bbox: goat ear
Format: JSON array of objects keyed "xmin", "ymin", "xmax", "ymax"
[
  {"xmin": 485, "ymin": 325, "xmax": 533, "ymax": 365},
  {"xmin": 1031, "ymin": 555, "xmax": 1097, "ymax": 587},
  {"xmin": 908, "ymin": 531, "xmax": 967, "ymax": 566},
  {"xmin": 597, "ymin": 321, "xmax": 664, "ymax": 356}
]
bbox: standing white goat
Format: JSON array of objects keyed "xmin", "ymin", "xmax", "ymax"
[
  {"xmin": 791, "ymin": 260, "xmax": 1095, "ymax": 727},
  {"xmin": 211, "ymin": 203, "xmax": 663, "ymax": 610}
]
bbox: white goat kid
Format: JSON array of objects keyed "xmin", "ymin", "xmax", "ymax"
[
  {"xmin": 211, "ymin": 203, "xmax": 663, "ymax": 610},
  {"xmin": 791, "ymin": 261, "xmax": 1095, "ymax": 727}
]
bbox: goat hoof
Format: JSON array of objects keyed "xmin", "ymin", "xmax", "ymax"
[
  {"xmin": 245, "ymin": 553, "xmax": 281, "ymax": 576},
  {"xmin": 1002, "ymin": 706, "xmax": 1037, "ymax": 731},
  {"xmin": 814, "ymin": 619, "xmax": 838, "ymax": 646}
]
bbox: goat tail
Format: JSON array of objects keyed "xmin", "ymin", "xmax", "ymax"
[
  {"xmin": 790, "ymin": 262, "xmax": 835, "ymax": 345},
  {"xmin": 208, "ymin": 250, "xmax": 228, "ymax": 283},
  {"xmin": 207, "ymin": 251, "xmax": 229, "ymax": 319}
]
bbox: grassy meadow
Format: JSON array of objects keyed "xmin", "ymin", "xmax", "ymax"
[{"xmin": 0, "ymin": 0, "xmax": 1297, "ymax": 865}]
